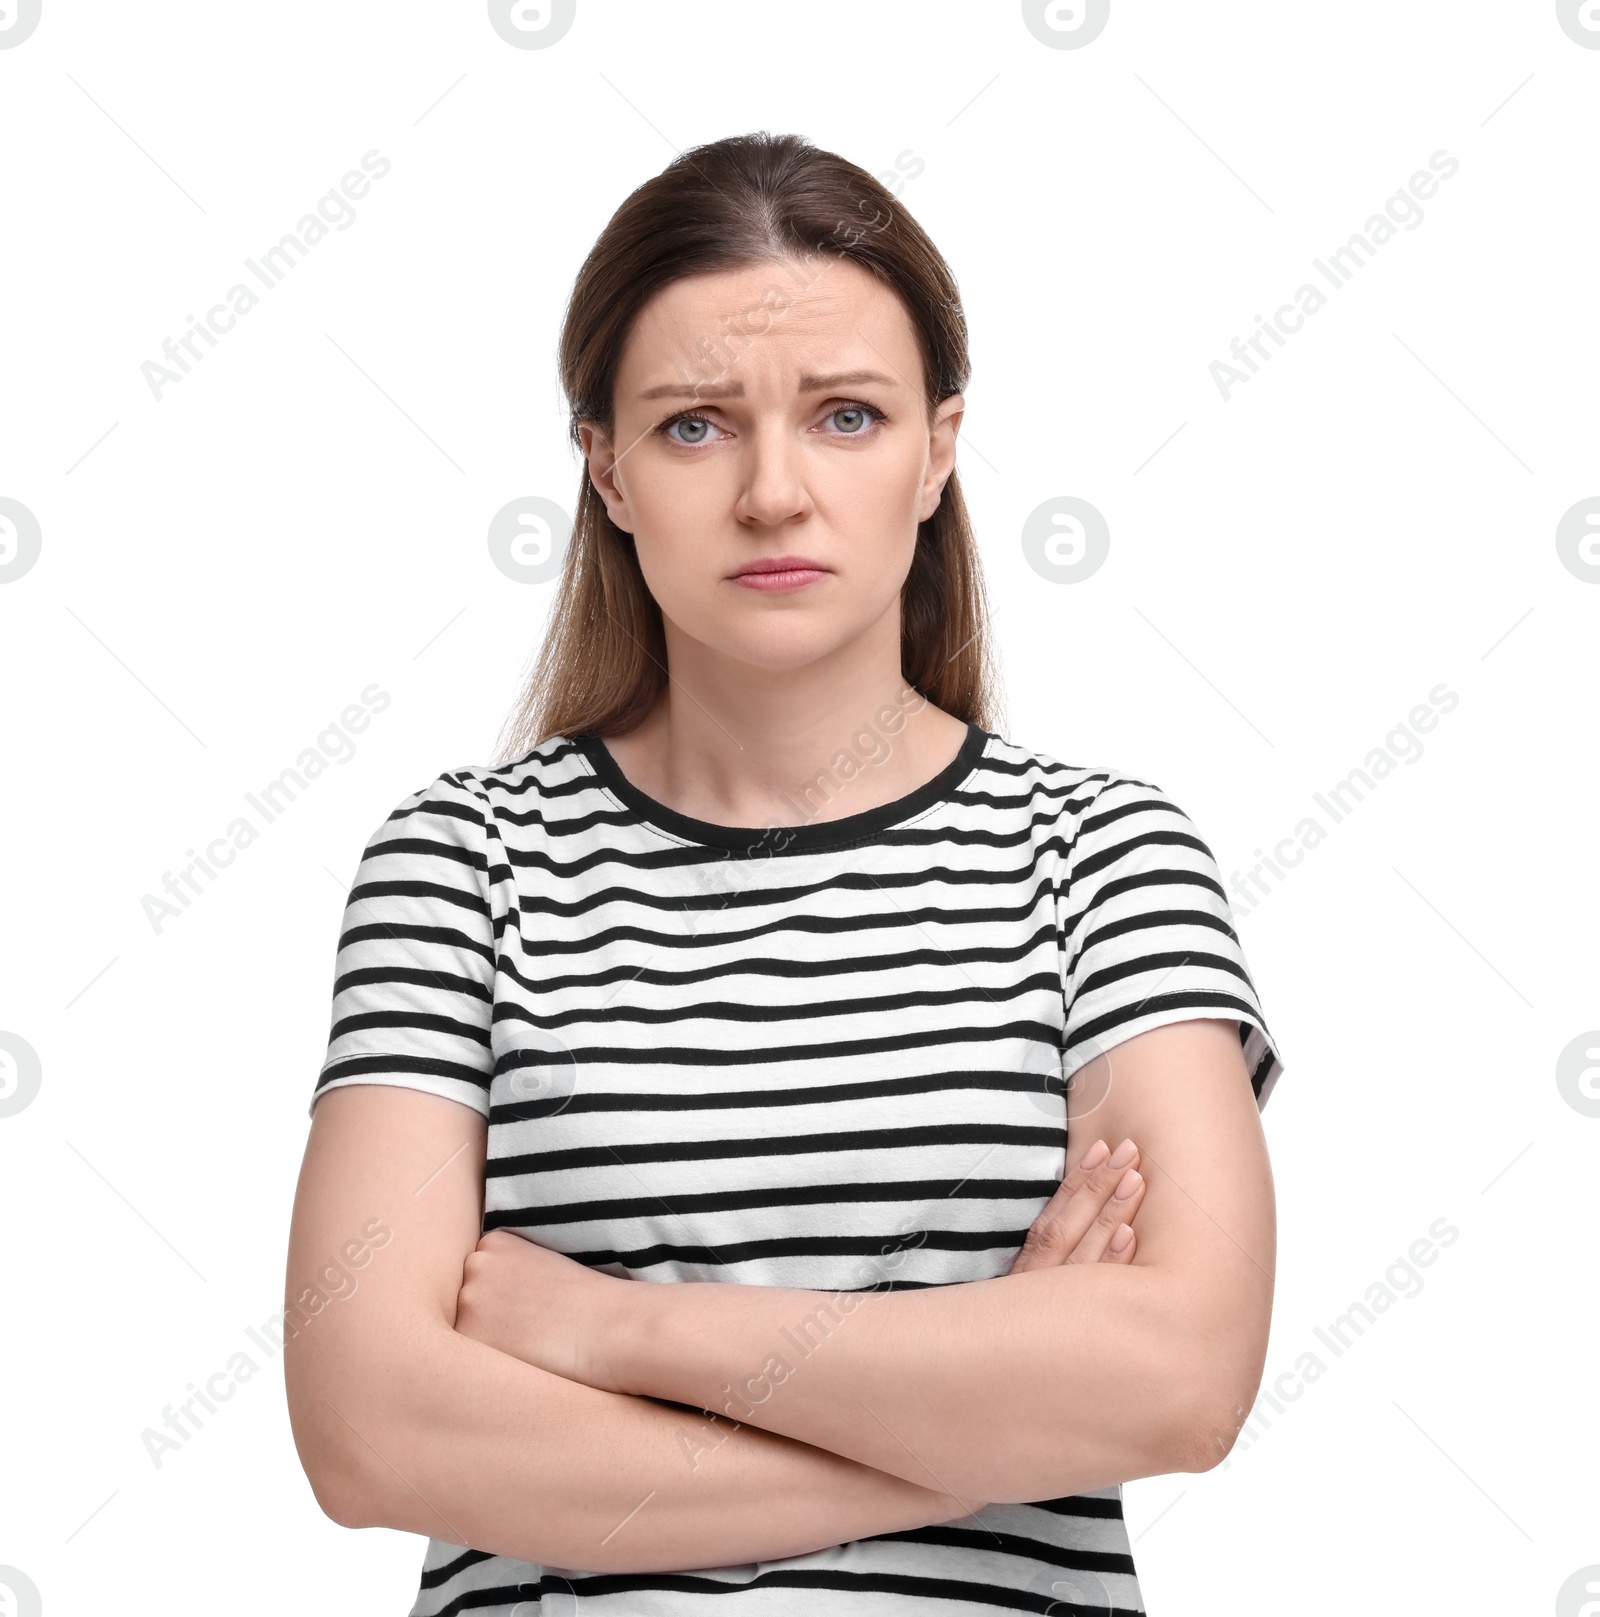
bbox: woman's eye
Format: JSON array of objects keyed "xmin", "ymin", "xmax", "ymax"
[
  {"xmin": 656, "ymin": 402, "xmax": 885, "ymax": 447},
  {"xmin": 825, "ymin": 402, "xmax": 887, "ymax": 436},
  {"xmin": 662, "ymin": 414, "xmax": 718, "ymax": 445}
]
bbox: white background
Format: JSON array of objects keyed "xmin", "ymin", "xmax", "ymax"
[{"xmin": 1, "ymin": 1, "xmax": 1595, "ymax": 1612}]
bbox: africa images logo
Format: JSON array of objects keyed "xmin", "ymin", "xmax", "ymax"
[
  {"xmin": 487, "ymin": 0, "xmax": 577, "ymax": 49},
  {"xmin": 0, "ymin": 0, "xmax": 42, "ymax": 48},
  {"xmin": 1556, "ymin": 0, "xmax": 1600, "ymax": 47},
  {"xmin": 1021, "ymin": 0, "xmax": 1110, "ymax": 49}
]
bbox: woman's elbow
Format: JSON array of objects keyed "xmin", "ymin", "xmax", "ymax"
[
  {"xmin": 286, "ymin": 1402, "xmax": 380, "ymax": 1529},
  {"xmin": 284, "ymin": 1341, "xmax": 390, "ymax": 1530},
  {"xmin": 1172, "ymin": 1283, "xmax": 1273, "ymax": 1473},
  {"xmin": 288, "ymin": 1400, "xmax": 381, "ymax": 1528},
  {"xmin": 307, "ymin": 1455, "xmax": 373, "ymax": 1530},
  {"xmin": 1176, "ymin": 1361, "xmax": 1266, "ymax": 1473}
]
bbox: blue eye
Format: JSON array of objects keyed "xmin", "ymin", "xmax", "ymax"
[
  {"xmin": 652, "ymin": 400, "xmax": 888, "ymax": 447},
  {"xmin": 661, "ymin": 414, "xmax": 717, "ymax": 445},
  {"xmin": 826, "ymin": 402, "xmax": 888, "ymax": 436}
]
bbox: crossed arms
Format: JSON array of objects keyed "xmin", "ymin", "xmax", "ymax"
[{"xmin": 283, "ymin": 1017, "xmax": 1275, "ymax": 1572}]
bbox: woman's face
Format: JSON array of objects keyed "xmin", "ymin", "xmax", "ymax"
[{"xmin": 579, "ymin": 256, "xmax": 964, "ymax": 677}]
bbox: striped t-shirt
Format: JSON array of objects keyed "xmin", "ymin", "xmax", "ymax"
[{"xmin": 311, "ymin": 719, "xmax": 1286, "ymax": 1615}]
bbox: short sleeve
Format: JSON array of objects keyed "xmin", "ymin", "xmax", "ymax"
[
  {"xmin": 309, "ymin": 769, "xmax": 498, "ymax": 1120},
  {"xmin": 1059, "ymin": 775, "xmax": 1286, "ymax": 1111}
]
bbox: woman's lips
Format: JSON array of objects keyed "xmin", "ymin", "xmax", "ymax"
[{"xmin": 728, "ymin": 566, "xmax": 829, "ymax": 592}]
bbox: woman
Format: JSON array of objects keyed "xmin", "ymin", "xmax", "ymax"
[{"xmin": 285, "ymin": 130, "xmax": 1285, "ymax": 1614}]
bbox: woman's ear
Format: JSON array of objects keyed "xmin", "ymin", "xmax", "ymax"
[
  {"xmin": 919, "ymin": 392, "xmax": 966, "ymax": 521},
  {"xmin": 578, "ymin": 419, "xmax": 635, "ymax": 534}
]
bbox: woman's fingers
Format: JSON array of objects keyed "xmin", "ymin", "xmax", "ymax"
[
  {"xmin": 1068, "ymin": 1164, "xmax": 1144, "ymax": 1265},
  {"xmin": 1105, "ymin": 1220, "xmax": 1137, "ymax": 1264},
  {"xmin": 1008, "ymin": 1137, "xmax": 1145, "ymax": 1274}
]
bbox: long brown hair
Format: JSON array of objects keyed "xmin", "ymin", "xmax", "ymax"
[{"xmin": 491, "ymin": 130, "xmax": 1000, "ymax": 767}]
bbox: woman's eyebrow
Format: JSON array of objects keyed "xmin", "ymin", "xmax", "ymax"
[{"xmin": 636, "ymin": 369, "xmax": 898, "ymax": 402}]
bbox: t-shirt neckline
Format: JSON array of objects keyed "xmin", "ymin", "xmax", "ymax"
[{"xmin": 572, "ymin": 719, "xmax": 991, "ymax": 855}]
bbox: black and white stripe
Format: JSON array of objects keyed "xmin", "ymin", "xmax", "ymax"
[{"xmin": 314, "ymin": 721, "xmax": 1285, "ymax": 1615}]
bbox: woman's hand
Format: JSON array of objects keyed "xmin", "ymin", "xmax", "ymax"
[
  {"xmin": 453, "ymin": 1227, "xmax": 634, "ymax": 1392},
  {"xmin": 1006, "ymin": 1136, "xmax": 1145, "ymax": 1275}
]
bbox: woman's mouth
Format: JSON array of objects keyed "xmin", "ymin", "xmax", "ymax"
[{"xmin": 728, "ymin": 556, "xmax": 830, "ymax": 592}]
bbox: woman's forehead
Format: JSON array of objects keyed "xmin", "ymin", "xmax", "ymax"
[{"xmin": 619, "ymin": 264, "xmax": 919, "ymax": 396}]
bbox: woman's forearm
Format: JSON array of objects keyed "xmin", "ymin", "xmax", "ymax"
[
  {"xmin": 603, "ymin": 1263, "xmax": 1215, "ymax": 1504},
  {"xmin": 345, "ymin": 1318, "xmax": 981, "ymax": 1574}
]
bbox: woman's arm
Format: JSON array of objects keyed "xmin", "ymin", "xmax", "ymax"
[
  {"xmin": 284, "ymin": 1084, "xmax": 976, "ymax": 1573},
  {"xmin": 342, "ymin": 1317, "xmax": 984, "ymax": 1571},
  {"xmin": 511, "ymin": 1019, "xmax": 1276, "ymax": 1504}
]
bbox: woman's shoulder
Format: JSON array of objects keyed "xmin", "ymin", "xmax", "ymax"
[
  {"xmin": 977, "ymin": 728, "xmax": 1170, "ymax": 817},
  {"xmin": 450, "ymin": 730, "xmax": 593, "ymax": 790},
  {"xmin": 373, "ymin": 735, "xmax": 604, "ymax": 835}
]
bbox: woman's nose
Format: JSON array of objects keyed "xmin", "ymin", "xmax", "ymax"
[{"xmin": 735, "ymin": 425, "xmax": 809, "ymax": 525}]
